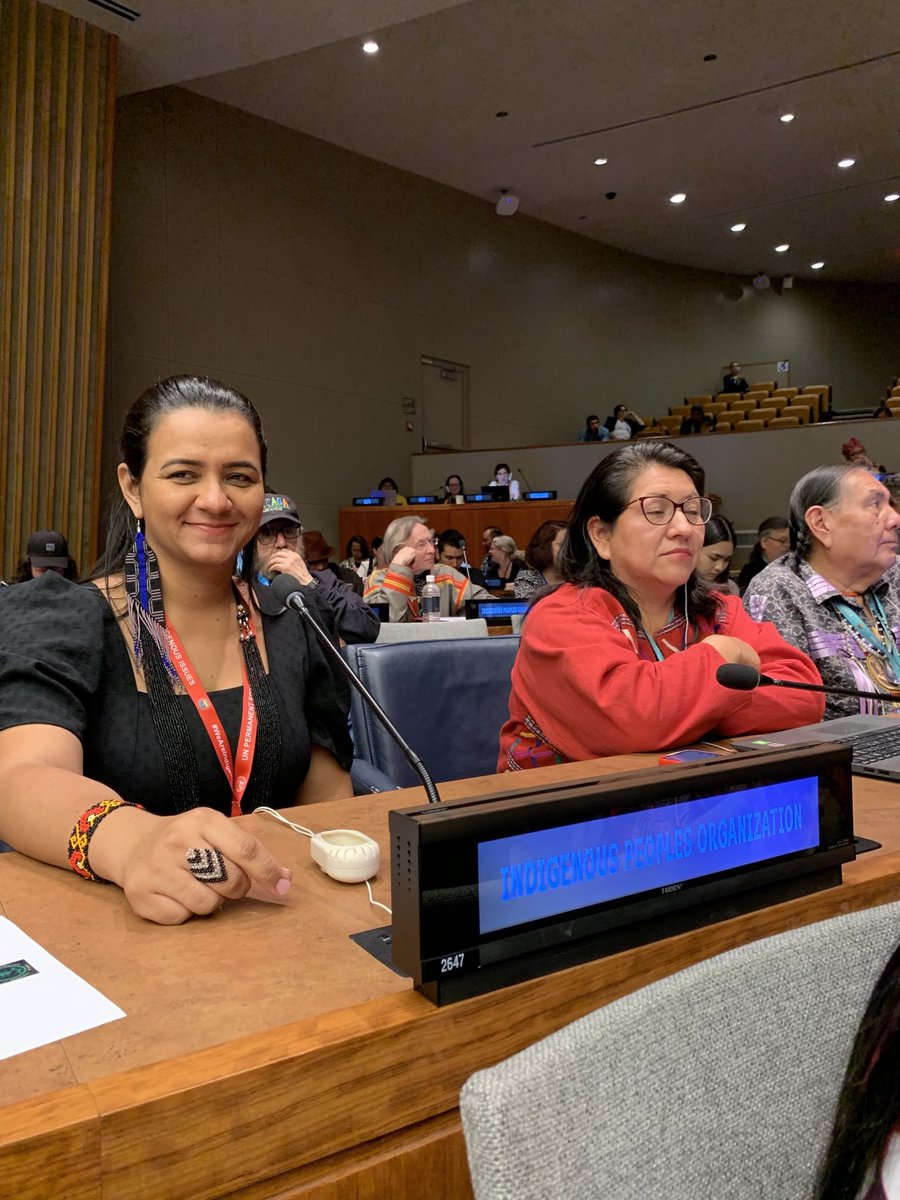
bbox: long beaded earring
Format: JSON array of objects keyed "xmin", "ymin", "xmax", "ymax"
[{"xmin": 124, "ymin": 514, "xmax": 172, "ymax": 677}]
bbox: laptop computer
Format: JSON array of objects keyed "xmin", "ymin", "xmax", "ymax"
[{"xmin": 732, "ymin": 714, "xmax": 900, "ymax": 782}]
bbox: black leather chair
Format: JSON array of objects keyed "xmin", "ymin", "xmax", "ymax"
[{"xmin": 342, "ymin": 635, "xmax": 520, "ymax": 788}]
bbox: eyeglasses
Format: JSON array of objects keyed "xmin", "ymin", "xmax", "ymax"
[
  {"xmin": 762, "ymin": 533, "xmax": 790, "ymax": 546},
  {"xmin": 257, "ymin": 526, "xmax": 302, "ymax": 544},
  {"xmin": 408, "ymin": 536, "xmax": 438, "ymax": 551},
  {"xmin": 625, "ymin": 496, "xmax": 712, "ymax": 526}
]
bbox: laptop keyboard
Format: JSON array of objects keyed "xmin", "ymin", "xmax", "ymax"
[{"xmin": 844, "ymin": 727, "xmax": 900, "ymax": 765}]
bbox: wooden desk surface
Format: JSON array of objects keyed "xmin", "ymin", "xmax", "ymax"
[
  {"xmin": 3, "ymin": 759, "xmax": 900, "ymax": 1200},
  {"xmin": 339, "ymin": 500, "xmax": 573, "ymax": 558}
]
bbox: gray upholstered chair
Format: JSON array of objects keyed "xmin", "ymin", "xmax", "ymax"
[
  {"xmin": 343, "ymin": 634, "xmax": 519, "ymax": 787},
  {"xmin": 461, "ymin": 900, "xmax": 900, "ymax": 1200}
]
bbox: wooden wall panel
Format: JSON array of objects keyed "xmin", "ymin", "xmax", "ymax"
[{"xmin": 0, "ymin": 0, "xmax": 116, "ymax": 579}]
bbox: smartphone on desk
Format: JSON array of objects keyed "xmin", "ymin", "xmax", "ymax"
[{"xmin": 658, "ymin": 749, "xmax": 722, "ymax": 765}]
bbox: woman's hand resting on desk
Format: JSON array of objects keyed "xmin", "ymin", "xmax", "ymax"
[
  {"xmin": 704, "ymin": 634, "xmax": 761, "ymax": 672},
  {"xmin": 89, "ymin": 805, "xmax": 293, "ymax": 926}
]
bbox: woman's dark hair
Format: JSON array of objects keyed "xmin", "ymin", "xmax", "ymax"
[
  {"xmin": 745, "ymin": 514, "xmax": 790, "ymax": 567},
  {"xmin": 493, "ymin": 463, "xmax": 511, "ymax": 476},
  {"xmin": 445, "ymin": 473, "xmax": 464, "ymax": 493},
  {"xmin": 872, "ymin": 403, "xmax": 893, "ymax": 419},
  {"xmin": 787, "ymin": 465, "xmax": 857, "ymax": 568},
  {"xmin": 11, "ymin": 556, "xmax": 79, "ymax": 583},
  {"xmin": 613, "ymin": 404, "xmax": 627, "ymax": 418},
  {"xmin": 813, "ymin": 939, "xmax": 900, "ymax": 1200},
  {"xmin": 702, "ymin": 516, "xmax": 737, "ymax": 584},
  {"xmin": 524, "ymin": 520, "xmax": 568, "ymax": 575},
  {"xmin": 345, "ymin": 535, "xmax": 370, "ymax": 560},
  {"xmin": 378, "ymin": 476, "xmax": 400, "ymax": 491},
  {"xmin": 89, "ymin": 375, "xmax": 267, "ymax": 591},
  {"xmin": 555, "ymin": 441, "xmax": 717, "ymax": 624}
]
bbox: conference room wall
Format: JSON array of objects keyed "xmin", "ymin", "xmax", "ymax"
[{"xmin": 104, "ymin": 87, "xmax": 899, "ymax": 544}]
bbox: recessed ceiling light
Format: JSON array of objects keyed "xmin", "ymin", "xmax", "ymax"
[
  {"xmin": 362, "ymin": 39, "xmax": 379, "ymax": 54},
  {"xmin": 669, "ymin": 193, "xmax": 687, "ymax": 204},
  {"xmin": 780, "ymin": 113, "xmax": 795, "ymax": 123},
  {"xmin": 730, "ymin": 222, "xmax": 746, "ymax": 233},
  {"xmin": 593, "ymin": 157, "xmax": 608, "ymax": 166},
  {"xmin": 885, "ymin": 193, "xmax": 900, "ymax": 203},
  {"xmin": 810, "ymin": 261, "xmax": 825, "ymax": 270},
  {"xmin": 775, "ymin": 243, "xmax": 790, "ymax": 253},
  {"xmin": 837, "ymin": 157, "xmax": 855, "ymax": 169}
]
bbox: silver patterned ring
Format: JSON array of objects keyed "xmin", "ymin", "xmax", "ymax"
[{"xmin": 185, "ymin": 847, "xmax": 228, "ymax": 884}]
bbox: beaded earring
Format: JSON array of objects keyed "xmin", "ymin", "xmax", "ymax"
[{"xmin": 124, "ymin": 515, "xmax": 172, "ymax": 677}]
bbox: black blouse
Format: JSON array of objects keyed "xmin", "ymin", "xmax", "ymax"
[{"xmin": 0, "ymin": 573, "xmax": 352, "ymax": 816}]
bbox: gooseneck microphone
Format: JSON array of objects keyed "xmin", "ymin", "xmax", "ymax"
[
  {"xmin": 716, "ymin": 663, "xmax": 900, "ymax": 703},
  {"xmin": 516, "ymin": 465, "xmax": 534, "ymax": 492},
  {"xmin": 270, "ymin": 574, "xmax": 442, "ymax": 804}
]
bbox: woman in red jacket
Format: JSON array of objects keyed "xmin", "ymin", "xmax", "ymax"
[{"xmin": 499, "ymin": 441, "xmax": 824, "ymax": 770}]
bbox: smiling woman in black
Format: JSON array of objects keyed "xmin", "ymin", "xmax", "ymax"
[{"xmin": 0, "ymin": 376, "xmax": 351, "ymax": 925}]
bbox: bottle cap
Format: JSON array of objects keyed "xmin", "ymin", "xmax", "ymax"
[{"xmin": 426, "ymin": 574, "xmax": 435, "ymax": 583}]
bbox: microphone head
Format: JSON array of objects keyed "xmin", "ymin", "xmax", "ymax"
[
  {"xmin": 716, "ymin": 663, "xmax": 762, "ymax": 691},
  {"xmin": 270, "ymin": 573, "xmax": 304, "ymax": 606},
  {"xmin": 459, "ymin": 539, "xmax": 466, "ymax": 550}
]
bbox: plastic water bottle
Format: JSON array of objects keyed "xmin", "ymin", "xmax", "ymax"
[{"xmin": 421, "ymin": 575, "xmax": 441, "ymax": 622}]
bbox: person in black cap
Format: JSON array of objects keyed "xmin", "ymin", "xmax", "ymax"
[
  {"xmin": 10, "ymin": 530, "xmax": 79, "ymax": 583},
  {"xmin": 253, "ymin": 493, "xmax": 378, "ymax": 644}
]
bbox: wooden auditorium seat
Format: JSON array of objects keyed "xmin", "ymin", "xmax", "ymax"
[
  {"xmin": 772, "ymin": 387, "xmax": 799, "ymax": 400},
  {"xmin": 754, "ymin": 408, "xmax": 777, "ymax": 425},
  {"xmin": 768, "ymin": 416, "xmax": 801, "ymax": 429},
  {"xmin": 780, "ymin": 404, "xmax": 812, "ymax": 424},
  {"xmin": 736, "ymin": 419, "xmax": 765, "ymax": 433},
  {"xmin": 749, "ymin": 381, "xmax": 774, "ymax": 392},
  {"xmin": 716, "ymin": 392, "xmax": 741, "ymax": 405},
  {"xmin": 730, "ymin": 398, "xmax": 758, "ymax": 415},
  {"xmin": 704, "ymin": 402, "xmax": 728, "ymax": 418},
  {"xmin": 685, "ymin": 394, "xmax": 712, "ymax": 405}
]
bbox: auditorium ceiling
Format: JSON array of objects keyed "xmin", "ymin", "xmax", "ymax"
[{"xmin": 55, "ymin": 0, "xmax": 899, "ymax": 283}]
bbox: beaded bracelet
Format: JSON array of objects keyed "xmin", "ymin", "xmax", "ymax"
[{"xmin": 67, "ymin": 797, "xmax": 144, "ymax": 883}]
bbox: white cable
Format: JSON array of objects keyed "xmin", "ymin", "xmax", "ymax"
[
  {"xmin": 366, "ymin": 880, "xmax": 392, "ymax": 916},
  {"xmin": 255, "ymin": 806, "xmax": 314, "ymax": 839}
]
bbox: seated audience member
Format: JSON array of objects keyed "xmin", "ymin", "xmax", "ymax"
[
  {"xmin": 843, "ymin": 436, "xmax": 888, "ymax": 474},
  {"xmin": 488, "ymin": 534, "xmax": 522, "ymax": 586},
  {"xmin": 301, "ymin": 531, "xmax": 364, "ymax": 595},
  {"xmin": 255, "ymin": 497, "xmax": 378, "ymax": 644},
  {"xmin": 721, "ymin": 361, "xmax": 749, "ymax": 395},
  {"xmin": 436, "ymin": 528, "xmax": 486, "ymax": 587},
  {"xmin": 578, "ymin": 414, "xmax": 609, "ymax": 443},
  {"xmin": 488, "ymin": 463, "xmax": 521, "ymax": 500},
  {"xmin": 0, "ymin": 375, "xmax": 353, "ymax": 925},
  {"xmin": 479, "ymin": 525, "xmax": 503, "ymax": 576},
  {"xmin": 444, "ymin": 473, "xmax": 465, "ymax": 502},
  {"xmin": 377, "ymin": 476, "xmax": 407, "ymax": 505},
  {"xmin": 813, "ymin": 937, "xmax": 900, "ymax": 1200},
  {"xmin": 364, "ymin": 515, "xmax": 490, "ymax": 621},
  {"xmin": 698, "ymin": 516, "xmax": 739, "ymax": 595},
  {"xmin": 737, "ymin": 516, "xmax": 790, "ymax": 594},
  {"xmin": 498, "ymin": 441, "xmax": 823, "ymax": 769},
  {"xmin": 743, "ymin": 464, "xmax": 900, "ymax": 720},
  {"xmin": 680, "ymin": 404, "xmax": 716, "ymax": 435},
  {"xmin": 604, "ymin": 405, "xmax": 646, "ymax": 440},
  {"xmin": 371, "ymin": 536, "xmax": 386, "ymax": 572},
  {"xmin": 339, "ymin": 535, "xmax": 372, "ymax": 581},
  {"xmin": 873, "ymin": 403, "xmax": 894, "ymax": 420},
  {"xmin": 11, "ymin": 530, "xmax": 78, "ymax": 582},
  {"xmin": 514, "ymin": 520, "xmax": 568, "ymax": 600}
]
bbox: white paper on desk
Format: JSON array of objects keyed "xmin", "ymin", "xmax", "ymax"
[{"xmin": 0, "ymin": 916, "xmax": 125, "ymax": 1060}]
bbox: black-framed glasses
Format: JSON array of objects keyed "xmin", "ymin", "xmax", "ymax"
[
  {"xmin": 625, "ymin": 496, "xmax": 712, "ymax": 526},
  {"xmin": 257, "ymin": 526, "xmax": 303, "ymax": 545}
]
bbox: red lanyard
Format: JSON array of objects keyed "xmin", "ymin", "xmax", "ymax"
[{"xmin": 164, "ymin": 614, "xmax": 258, "ymax": 817}]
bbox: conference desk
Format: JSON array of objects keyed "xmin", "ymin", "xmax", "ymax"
[
  {"xmin": 3, "ymin": 758, "xmax": 900, "ymax": 1200},
  {"xmin": 338, "ymin": 499, "xmax": 573, "ymax": 558}
]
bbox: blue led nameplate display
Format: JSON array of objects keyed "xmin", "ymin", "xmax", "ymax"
[
  {"xmin": 477, "ymin": 776, "xmax": 820, "ymax": 934},
  {"xmin": 477, "ymin": 601, "xmax": 529, "ymax": 618}
]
